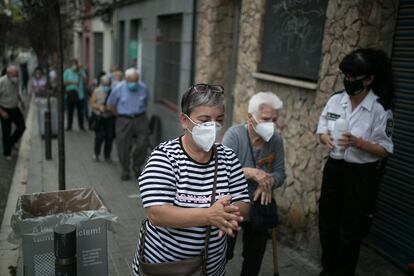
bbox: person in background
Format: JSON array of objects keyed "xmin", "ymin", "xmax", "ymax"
[
  {"xmin": 107, "ymin": 68, "xmax": 149, "ymax": 181},
  {"xmin": 111, "ymin": 70, "xmax": 123, "ymax": 90},
  {"xmin": 316, "ymin": 48, "xmax": 394, "ymax": 276},
  {"xmin": 132, "ymin": 83, "xmax": 250, "ymax": 276},
  {"xmin": 223, "ymin": 91, "xmax": 286, "ymax": 276},
  {"xmin": 20, "ymin": 62, "xmax": 29, "ymax": 96},
  {"xmin": 48, "ymin": 63, "xmax": 58, "ymax": 92},
  {"xmin": 0, "ymin": 65, "xmax": 26, "ymax": 160},
  {"xmin": 79, "ymin": 63, "xmax": 90, "ymax": 129},
  {"xmin": 30, "ymin": 67, "xmax": 48, "ymax": 98},
  {"xmin": 90, "ymin": 75, "xmax": 115, "ymax": 162},
  {"xmin": 63, "ymin": 58, "xmax": 86, "ymax": 131},
  {"xmin": 1, "ymin": 58, "xmax": 8, "ymax": 76}
]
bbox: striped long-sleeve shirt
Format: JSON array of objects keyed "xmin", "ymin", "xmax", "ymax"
[{"xmin": 132, "ymin": 137, "xmax": 249, "ymax": 276}]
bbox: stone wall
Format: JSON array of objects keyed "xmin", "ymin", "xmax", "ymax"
[
  {"xmin": 195, "ymin": 0, "xmax": 235, "ymax": 91},
  {"xmin": 196, "ymin": 0, "xmax": 398, "ymax": 258}
]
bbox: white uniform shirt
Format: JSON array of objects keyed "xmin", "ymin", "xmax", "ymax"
[{"xmin": 317, "ymin": 90, "xmax": 394, "ymax": 164}]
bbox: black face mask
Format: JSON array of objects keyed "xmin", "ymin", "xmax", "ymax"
[{"xmin": 343, "ymin": 76, "xmax": 369, "ymax": 96}]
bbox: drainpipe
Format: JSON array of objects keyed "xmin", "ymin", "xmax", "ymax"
[{"xmin": 190, "ymin": 0, "xmax": 197, "ymax": 85}]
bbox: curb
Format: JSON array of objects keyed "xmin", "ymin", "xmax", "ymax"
[{"xmin": 0, "ymin": 101, "xmax": 34, "ymax": 275}]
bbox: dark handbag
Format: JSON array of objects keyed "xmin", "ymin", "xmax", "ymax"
[
  {"xmin": 90, "ymin": 88, "xmax": 112, "ymax": 131},
  {"xmin": 89, "ymin": 112, "xmax": 102, "ymax": 131},
  {"xmin": 67, "ymin": 89, "xmax": 79, "ymax": 104},
  {"xmin": 246, "ymin": 130, "xmax": 278, "ymax": 230},
  {"xmin": 247, "ymin": 182, "xmax": 278, "ymax": 229},
  {"xmin": 138, "ymin": 146, "xmax": 219, "ymax": 276}
]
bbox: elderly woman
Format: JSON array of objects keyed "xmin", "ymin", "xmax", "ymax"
[
  {"xmin": 223, "ymin": 91, "xmax": 286, "ymax": 275},
  {"xmin": 132, "ymin": 84, "xmax": 250, "ymax": 276},
  {"xmin": 90, "ymin": 75, "xmax": 115, "ymax": 161}
]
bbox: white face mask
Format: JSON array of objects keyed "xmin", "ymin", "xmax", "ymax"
[
  {"xmin": 9, "ymin": 77, "xmax": 18, "ymax": 84},
  {"xmin": 185, "ymin": 115, "xmax": 222, "ymax": 152},
  {"xmin": 253, "ymin": 116, "xmax": 274, "ymax": 142}
]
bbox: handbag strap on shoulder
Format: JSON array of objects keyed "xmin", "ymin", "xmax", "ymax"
[
  {"xmin": 246, "ymin": 129, "xmax": 257, "ymax": 168},
  {"xmin": 139, "ymin": 145, "xmax": 219, "ymax": 261},
  {"xmin": 203, "ymin": 144, "xmax": 218, "ymax": 259}
]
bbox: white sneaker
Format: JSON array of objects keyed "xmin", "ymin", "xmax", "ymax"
[
  {"xmin": 5, "ymin": 156, "xmax": 13, "ymax": 161},
  {"xmin": 92, "ymin": 155, "xmax": 99, "ymax": 162}
]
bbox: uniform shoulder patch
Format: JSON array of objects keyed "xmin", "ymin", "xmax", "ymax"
[
  {"xmin": 326, "ymin": 112, "xmax": 340, "ymax": 121},
  {"xmin": 331, "ymin": 90, "xmax": 344, "ymax": 97},
  {"xmin": 386, "ymin": 118, "xmax": 394, "ymax": 137}
]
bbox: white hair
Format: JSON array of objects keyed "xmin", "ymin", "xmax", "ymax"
[
  {"xmin": 125, "ymin": 68, "xmax": 139, "ymax": 78},
  {"xmin": 7, "ymin": 64, "xmax": 18, "ymax": 73},
  {"xmin": 248, "ymin": 91, "xmax": 283, "ymax": 115}
]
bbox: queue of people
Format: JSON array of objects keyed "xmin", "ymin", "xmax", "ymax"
[
  {"xmin": 130, "ymin": 47, "xmax": 395, "ymax": 276},
  {"xmin": 0, "ymin": 46, "xmax": 394, "ymax": 276}
]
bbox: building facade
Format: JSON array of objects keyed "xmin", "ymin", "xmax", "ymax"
[
  {"xmin": 72, "ymin": 1, "xmax": 114, "ymax": 84},
  {"xmin": 84, "ymin": 0, "xmax": 413, "ymax": 269},
  {"xmin": 196, "ymin": 0, "xmax": 413, "ymax": 270},
  {"xmin": 113, "ymin": 0, "xmax": 196, "ymax": 139}
]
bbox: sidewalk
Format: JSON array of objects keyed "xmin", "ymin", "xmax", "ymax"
[{"xmin": 0, "ymin": 101, "xmax": 406, "ymax": 276}]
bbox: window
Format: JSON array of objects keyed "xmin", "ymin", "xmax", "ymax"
[
  {"xmin": 118, "ymin": 21, "xmax": 125, "ymax": 70},
  {"xmin": 155, "ymin": 14, "xmax": 182, "ymax": 106},
  {"xmin": 129, "ymin": 19, "xmax": 142, "ymax": 74},
  {"xmin": 258, "ymin": 0, "xmax": 328, "ymax": 81}
]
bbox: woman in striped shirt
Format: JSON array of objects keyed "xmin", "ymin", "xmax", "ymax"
[{"xmin": 132, "ymin": 84, "xmax": 250, "ymax": 276}]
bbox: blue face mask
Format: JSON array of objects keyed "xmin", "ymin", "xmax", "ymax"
[
  {"xmin": 102, "ymin": 86, "xmax": 110, "ymax": 93},
  {"xmin": 127, "ymin": 82, "xmax": 138, "ymax": 91}
]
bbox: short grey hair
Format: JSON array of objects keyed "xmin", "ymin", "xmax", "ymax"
[
  {"xmin": 181, "ymin": 86, "xmax": 225, "ymax": 115},
  {"xmin": 248, "ymin": 91, "xmax": 283, "ymax": 116},
  {"xmin": 125, "ymin": 68, "xmax": 139, "ymax": 78}
]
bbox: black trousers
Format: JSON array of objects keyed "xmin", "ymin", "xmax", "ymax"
[
  {"xmin": 94, "ymin": 116, "xmax": 115, "ymax": 158},
  {"xmin": 0, "ymin": 107, "xmax": 26, "ymax": 156},
  {"xmin": 66, "ymin": 96, "xmax": 84, "ymax": 130},
  {"xmin": 319, "ymin": 157, "xmax": 379, "ymax": 276},
  {"xmin": 226, "ymin": 222, "xmax": 268, "ymax": 276}
]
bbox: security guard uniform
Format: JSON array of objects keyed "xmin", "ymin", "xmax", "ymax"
[{"xmin": 316, "ymin": 89, "xmax": 393, "ymax": 275}]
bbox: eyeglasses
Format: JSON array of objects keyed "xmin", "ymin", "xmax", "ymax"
[
  {"xmin": 188, "ymin": 83, "xmax": 224, "ymax": 94},
  {"xmin": 339, "ymin": 72, "xmax": 368, "ymax": 81}
]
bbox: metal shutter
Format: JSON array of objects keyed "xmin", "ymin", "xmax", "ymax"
[{"xmin": 367, "ymin": 0, "xmax": 414, "ymax": 270}]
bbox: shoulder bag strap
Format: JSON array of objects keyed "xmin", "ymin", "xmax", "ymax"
[
  {"xmin": 203, "ymin": 144, "xmax": 218, "ymax": 259},
  {"xmin": 103, "ymin": 88, "xmax": 112, "ymax": 105},
  {"xmin": 139, "ymin": 145, "xmax": 219, "ymax": 261},
  {"xmin": 246, "ymin": 128, "xmax": 257, "ymax": 168}
]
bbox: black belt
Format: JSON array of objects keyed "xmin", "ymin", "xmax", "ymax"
[{"xmin": 118, "ymin": 113, "xmax": 145, "ymax": 119}]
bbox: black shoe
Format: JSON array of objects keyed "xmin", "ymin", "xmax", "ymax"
[
  {"xmin": 80, "ymin": 127, "xmax": 86, "ymax": 131},
  {"xmin": 319, "ymin": 270, "xmax": 331, "ymax": 276},
  {"xmin": 121, "ymin": 174, "xmax": 130, "ymax": 181},
  {"xmin": 65, "ymin": 128, "xmax": 72, "ymax": 131}
]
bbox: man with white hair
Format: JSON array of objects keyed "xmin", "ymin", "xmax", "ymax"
[
  {"xmin": 0, "ymin": 65, "xmax": 26, "ymax": 160},
  {"xmin": 223, "ymin": 91, "xmax": 286, "ymax": 276},
  {"xmin": 107, "ymin": 68, "xmax": 149, "ymax": 181}
]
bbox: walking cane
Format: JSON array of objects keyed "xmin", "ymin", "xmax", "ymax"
[{"xmin": 271, "ymin": 227, "xmax": 279, "ymax": 276}]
